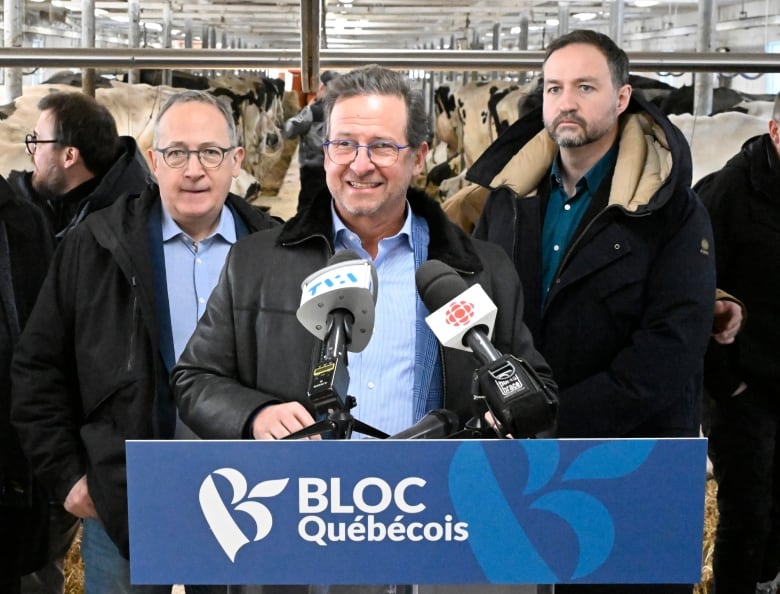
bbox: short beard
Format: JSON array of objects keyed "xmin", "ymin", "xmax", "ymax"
[
  {"xmin": 546, "ymin": 113, "xmax": 591, "ymax": 148},
  {"xmin": 32, "ymin": 169, "xmax": 67, "ymax": 201}
]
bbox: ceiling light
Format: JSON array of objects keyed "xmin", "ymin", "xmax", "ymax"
[
  {"xmin": 545, "ymin": 18, "xmax": 559, "ymax": 26},
  {"xmin": 633, "ymin": 1, "xmax": 659, "ymax": 7},
  {"xmin": 573, "ymin": 12, "xmax": 597, "ymax": 21}
]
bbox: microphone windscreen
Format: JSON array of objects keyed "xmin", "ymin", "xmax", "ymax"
[{"xmin": 415, "ymin": 260, "xmax": 469, "ymax": 312}]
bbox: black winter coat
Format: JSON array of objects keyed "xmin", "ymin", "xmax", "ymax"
[
  {"xmin": 173, "ymin": 188, "xmax": 556, "ymax": 439},
  {"xmin": 0, "ymin": 174, "xmax": 54, "ymax": 573},
  {"xmin": 11, "ymin": 184, "xmax": 278, "ymax": 558},
  {"xmin": 470, "ymin": 94, "xmax": 716, "ymax": 438},
  {"xmin": 695, "ymin": 133, "xmax": 780, "ymax": 398}
]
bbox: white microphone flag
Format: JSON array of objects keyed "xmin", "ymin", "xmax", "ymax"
[{"xmin": 424, "ymin": 283, "xmax": 497, "ymax": 353}]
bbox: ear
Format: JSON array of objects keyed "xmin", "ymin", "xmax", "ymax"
[
  {"xmin": 616, "ymin": 84, "xmax": 632, "ymax": 115},
  {"xmin": 62, "ymin": 146, "xmax": 81, "ymax": 169},
  {"xmin": 230, "ymin": 147, "xmax": 246, "ymax": 177},
  {"xmin": 411, "ymin": 141, "xmax": 429, "ymax": 177},
  {"xmin": 148, "ymin": 147, "xmax": 159, "ymax": 175},
  {"xmin": 769, "ymin": 119, "xmax": 780, "ymax": 150}
]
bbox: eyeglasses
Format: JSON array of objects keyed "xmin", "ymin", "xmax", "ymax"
[
  {"xmin": 25, "ymin": 133, "xmax": 60, "ymax": 155},
  {"xmin": 154, "ymin": 146, "xmax": 235, "ymax": 169},
  {"xmin": 323, "ymin": 139, "xmax": 410, "ymax": 167}
]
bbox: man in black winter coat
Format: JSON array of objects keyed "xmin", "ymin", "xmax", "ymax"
[
  {"xmin": 446, "ymin": 30, "xmax": 716, "ymax": 594},
  {"xmin": 11, "ymin": 90, "xmax": 278, "ymax": 594},
  {"xmin": 9, "ymin": 91, "xmax": 151, "ymax": 594},
  {"xmin": 695, "ymin": 93, "xmax": 780, "ymax": 594},
  {"xmin": 0, "ymin": 174, "xmax": 54, "ymax": 594}
]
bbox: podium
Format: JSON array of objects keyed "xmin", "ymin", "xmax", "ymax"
[{"xmin": 126, "ymin": 438, "xmax": 707, "ymax": 585}]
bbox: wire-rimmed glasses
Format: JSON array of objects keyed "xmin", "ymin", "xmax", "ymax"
[{"xmin": 323, "ymin": 139, "xmax": 410, "ymax": 167}]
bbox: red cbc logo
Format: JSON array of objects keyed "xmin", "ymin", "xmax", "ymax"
[{"xmin": 444, "ymin": 300, "xmax": 475, "ymax": 327}]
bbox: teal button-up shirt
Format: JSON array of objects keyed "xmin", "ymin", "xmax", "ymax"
[{"xmin": 541, "ymin": 144, "xmax": 618, "ymax": 303}]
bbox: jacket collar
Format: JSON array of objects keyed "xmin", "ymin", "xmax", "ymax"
[
  {"xmin": 277, "ymin": 186, "xmax": 484, "ymax": 273},
  {"xmin": 466, "ymin": 92, "xmax": 693, "ymax": 214}
]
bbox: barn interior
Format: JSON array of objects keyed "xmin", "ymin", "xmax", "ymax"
[{"xmin": 1, "ymin": 2, "xmax": 779, "ymax": 593}]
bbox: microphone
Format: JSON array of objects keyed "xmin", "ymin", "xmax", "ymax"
[
  {"xmin": 297, "ymin": 249, "xmax": 378, "ymax": 353},
  {"xmin": 388, "ymin": 409, "xmax": 460, "ymax": 440},
  {"xmin": 415, "ymin": 259, "xmax": 499, "ymax": 364},
  {"xmin": 296, "ymin": 250, "xmax": 378, "ymax": 415},
  {"xmin": 415, "ymin": 260, "xmax": 557, "ymax": 438}
]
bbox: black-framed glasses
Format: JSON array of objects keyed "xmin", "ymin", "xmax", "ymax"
[
  {"xmin": 323, "ymin": 139, "xmax": 410, "ymax": 167},
  {"xmin": 25, "ymin": 133, "xmax": 60, "ymax": 155},
  {"xmin": 154, "ymin": 146, "xmax": 235, "ymax": 169}
]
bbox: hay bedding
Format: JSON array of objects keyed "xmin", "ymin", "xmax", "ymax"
[{"xmin": 62, "ymin": 480, "xmax": 720, "ymax": 594}]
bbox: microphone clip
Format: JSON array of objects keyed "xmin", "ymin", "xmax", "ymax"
[{"xmin": 472, "ymin": 354, "xmax": 558, "ymax": 438}]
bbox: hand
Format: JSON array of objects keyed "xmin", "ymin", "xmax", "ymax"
[
  {"xmin": 484, "ymin": 410, "xmax": 512, "ymax": 438},
  {"xmin": 251, "ymin": 401, "xmax": 320, "ymax": 440},
  {"xmin": 63, "ymin": 475, "xmax": 98, "ymax": 519},
  {"xmin": 712, "ymin": 299, "xmax": 743, "ymax": 345}
]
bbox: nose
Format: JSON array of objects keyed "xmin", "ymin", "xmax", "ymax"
[
  {"xmin": 349, "ymin": 145, "xmax": 375, "ymax": 174},
  {"xmin": 183, "ymin": 151, "xmax": 206, "ymax": 175},
  {"xmin": 557, "ymin": 87, "xmax": 578, "ymax": 112}
]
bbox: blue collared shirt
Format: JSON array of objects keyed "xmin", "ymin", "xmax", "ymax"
[
  {"xmin": 331, "ymin": 203, "xmax": 422, "ymax": 437},
  {"xmin": 162, "ymin": 205, "xmax": 237, "ymax": 361},
  {"xmin": 541, "ymin": 144, "xmax": 618, "ymax": 302}
]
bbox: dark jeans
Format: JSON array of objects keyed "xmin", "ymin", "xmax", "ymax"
[{"xmin": 707, "ymin": 385, "xmax": 780, "ymax": 594}]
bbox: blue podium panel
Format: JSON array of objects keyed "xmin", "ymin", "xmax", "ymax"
[{"xmin": 126, "ymin": 438, "xmax": 707, "ymax": 585}]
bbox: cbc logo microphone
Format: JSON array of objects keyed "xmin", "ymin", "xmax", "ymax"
[{"xmin": 444, "ymin": 300, "xmax": 475, "ymax": 327}]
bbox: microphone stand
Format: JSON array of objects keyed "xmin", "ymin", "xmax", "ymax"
[{"xmin": 284, "ymin": 310, "xmax": 388, "ymax": 440}]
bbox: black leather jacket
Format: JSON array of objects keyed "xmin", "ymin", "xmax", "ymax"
[{"xmin": 173, "ymin": 187, "xmax": 556, "ymax": 438}]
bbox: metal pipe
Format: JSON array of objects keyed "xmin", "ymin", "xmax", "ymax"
[
  {"xmin": 0, "ymin": 48, "xmax": 777, "ymax": 74},
  {"xmin": 610, "ymin": 0, "xmax": 625, "ymax": 46},
  {"xmin": 2, "ymin": 0, "xmax": 23, "ymax": 104},
  {"xmin": 301, "ymin": 0, "xmax": 320, "ymax": 94},
  {"xmin": 694, "ymin": 0, "xmax": 716, "ymax": 116},
  {"xmin": 127, "ymin": 0, "xmax": 140, "ymax": 83},
  {"xmin": 81, "ymin": 0, "xmax": 97, "ymax": 97}
]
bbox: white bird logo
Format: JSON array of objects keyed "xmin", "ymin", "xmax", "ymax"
[{"xmin": 199, "ymin": 468, "xmax": 289, "ymax": 562}]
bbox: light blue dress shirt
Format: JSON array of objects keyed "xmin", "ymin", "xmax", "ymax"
[
  {"xmin": 332, "ymin": 203, "xmax": 418, "ymax": 437},
  {"xmin": 161, "ymin": 204, "xmax": 237, "ymax": 362}
]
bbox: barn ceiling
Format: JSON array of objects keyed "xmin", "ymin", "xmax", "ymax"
[{"xmin": 13, "ymin": 0, "xmax": 769, "ymax": 51}]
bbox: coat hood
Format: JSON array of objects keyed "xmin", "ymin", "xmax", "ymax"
[{"xmin": 466, "ymin": 92, "xmax": 693, "ymax": 214}]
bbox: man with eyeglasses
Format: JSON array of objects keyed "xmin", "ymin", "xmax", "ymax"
[
  {"xmin": 172, "ymin": 64, "xmax": 555, "ymax": 592},
  {"xmin": 9, "ymin": 92, "xmax": 150, "ymax": 241},
  {"xmin": 6, "ymin": 92, "xmax": 150, "ymax": 594},
  {"xmin": 11, "ymin": 90, "xmax": 278, "ymax": 593}
]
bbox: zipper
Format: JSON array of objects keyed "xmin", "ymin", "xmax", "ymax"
[{"xmin": 127, "ymin": 275, "xmax": 138, "ymax": 372}]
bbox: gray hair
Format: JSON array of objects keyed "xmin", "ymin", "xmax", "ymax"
[
  {"xmin": 153, "ymin": 89, "xmax": 238, "ymax": 147},
  {"xmin": 322, "ymin": 64, "xmax": 429, "ymax": 148}
]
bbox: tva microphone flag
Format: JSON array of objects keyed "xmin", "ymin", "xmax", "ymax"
[{"xmin": 423, "ymin": 283, "xmax": 498, "ymax": 353}]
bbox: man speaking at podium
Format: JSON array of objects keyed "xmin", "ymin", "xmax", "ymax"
[
  {"xmin": 172, "ymin": 66, "xmax": 555, "ymax": 453},
  {"xmin": 173, "ymin": 64, "xmax": 555, "ymax": 444}
]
